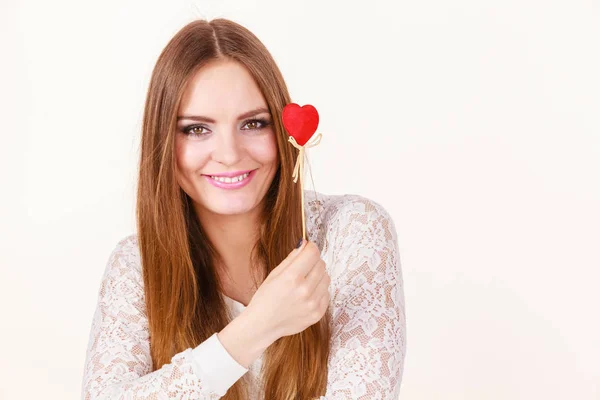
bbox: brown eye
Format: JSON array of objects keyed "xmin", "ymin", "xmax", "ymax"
[
  {"xmin": 242, "ymin": 118, "xmax": 270, "ymax": 131},
  {"xmin": 182, "ymin": 125, "xmax": 209, "ymax": 137},
  {"xmin": 189, "ymin": 126, "xmax": 206, "ymax": 135}
]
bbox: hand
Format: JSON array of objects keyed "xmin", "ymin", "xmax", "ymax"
[{"xmin": 245, "ymin": 240, "xmax": 331, "ymax": 340}]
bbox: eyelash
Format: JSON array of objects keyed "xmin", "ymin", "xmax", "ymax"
[{"xmin": 181, "ymin": 118, "xmax": 271, "ymax": 138}]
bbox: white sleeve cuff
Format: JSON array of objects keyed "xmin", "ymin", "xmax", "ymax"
[{"xmin": 188, "ymin": 332, "xmax": 249, "ymax": 396}]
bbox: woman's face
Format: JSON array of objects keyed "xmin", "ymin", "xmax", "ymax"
[{"xmin": 175, "ymin": 59, "xmax": 279, "ymax": 218}]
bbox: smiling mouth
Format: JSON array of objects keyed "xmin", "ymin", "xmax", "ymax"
[{"xmin": 208, "ymin": 171, "xmax": 251, "ymax": 183}]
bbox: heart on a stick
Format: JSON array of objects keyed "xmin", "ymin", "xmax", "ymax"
[{"xmin": 282, "ymin": 103, "xmax": 319, "ymax": 146}]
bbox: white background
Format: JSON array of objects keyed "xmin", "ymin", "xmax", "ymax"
[{"xmin": 1, "ymin": 0, "xmax": 599, "ymax": 399}]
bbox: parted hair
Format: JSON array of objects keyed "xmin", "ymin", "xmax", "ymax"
[{"xmin": 136, "ymin": 18, "xmax": 332, "ymax": 399}]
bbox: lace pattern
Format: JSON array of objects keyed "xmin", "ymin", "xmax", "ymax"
[{"xmin": 81, "ymin": 190, "xmax": 406, "ymax": 399}]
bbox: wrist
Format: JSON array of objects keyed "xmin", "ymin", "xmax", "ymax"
[{"xmin": 218, "ymin": 306, "xmax": 278, "ymax": 369}]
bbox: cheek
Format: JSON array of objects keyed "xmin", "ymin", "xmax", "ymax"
[
  {"xmin": 175, "ymin": 137, "xmax": 211, "ymax": 173},
  {"xmin": 249, "ymin": 133, "xmax": 278, "ymax": 165}
]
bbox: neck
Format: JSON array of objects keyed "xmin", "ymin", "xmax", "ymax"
[{"xmin": 194, "ymin": 203, "xmax": 262, "ymax": 279}]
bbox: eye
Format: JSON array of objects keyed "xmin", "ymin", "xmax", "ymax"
[
  {"xmin": 242, "ymin": 118, "xmax": 271, "ymax": 131},
  {"xmin": 182, "ymin": 124, "xmax": 210, "ymax": 137}
]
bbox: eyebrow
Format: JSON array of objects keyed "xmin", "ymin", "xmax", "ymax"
[{"xmin": 176, "ymin": 107, "xmax": 270, "ymax": 123}]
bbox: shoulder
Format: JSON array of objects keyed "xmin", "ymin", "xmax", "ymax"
[
  {"xmin": 103, "ymin": 233, "xmax": 143, "ymax": 279},
  {"xmin": 312, "ymin": 193, "xmax": 403, "ymax": 307},
  {"xmin": 307, "ymin": 190, "xmax": 397, "ymax": 239},
  {"xmin": 111, "ymin": 233, "xmax": 141, "ymax": 263},
  {"xmin": 305, "ymin": 190, "xmax": 399, "ymax": 263}
]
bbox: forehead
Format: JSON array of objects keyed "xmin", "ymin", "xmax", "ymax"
[{"xmin": 178, "ymin": 59, "xmax": 267, "ymax": 118}]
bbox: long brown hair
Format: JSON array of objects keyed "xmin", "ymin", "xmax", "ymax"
[{"xmin": 136, "ymin": 18, "xmax": 332, "ymax": 399}]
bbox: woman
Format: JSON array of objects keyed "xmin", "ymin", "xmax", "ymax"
[{"xmin": 81, "ymin": 18, "xmax": 406, "ymax": 400}]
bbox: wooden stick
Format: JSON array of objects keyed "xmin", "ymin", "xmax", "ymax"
[{"xmin": 288, "ymin": 134, "xmax": 322, "ymax": 240}]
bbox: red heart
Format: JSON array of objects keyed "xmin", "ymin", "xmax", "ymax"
[{"xmin": 282, "ymin": 103, "xmax": 319, "ymax": 146}]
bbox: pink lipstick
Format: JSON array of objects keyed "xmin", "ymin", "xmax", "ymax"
[{"xmin": 203, "ymin": 169, "xmax": 257, "ymax": 190}]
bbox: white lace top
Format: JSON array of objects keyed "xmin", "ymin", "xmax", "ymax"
[{"xmin": 81, "ymin": 190, "xmax": 406, "ymax": 399}]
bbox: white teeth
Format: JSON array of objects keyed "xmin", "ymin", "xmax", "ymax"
[{"xmin": 210, "ymin": 172, "xmax": 250, "ymax": 183}]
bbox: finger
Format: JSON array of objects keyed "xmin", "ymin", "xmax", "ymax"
[
  {"xmin": 270, "ymin": 238, "xmax": 308, "ymax": 278},
  {"xmin": 285, "ymin": 241, "xmax": 322, "ymax": 278},
  {"xmin": 310, "ymin": 270, "xmax": 330, "ymax": 299},
  {"xmin": 304, "ymin": 259, "xmax": 326, "ymax": 290},
  {"xmin": 318, "ymin": 287, "xmax": 330, "ymax": 311}
]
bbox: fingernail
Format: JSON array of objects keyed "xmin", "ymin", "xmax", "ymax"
[{"xmin": 296, "ymin": 238, "xmax": 303, "ymax": 249}]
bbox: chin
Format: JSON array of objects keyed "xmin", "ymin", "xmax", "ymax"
[
  {"xmin": 212, "ymin": 205, "xmax": 253, "ymax": 216},
  {"xmin": 203, "ymin": 196, "xmax": 257, "ymax": 216}
]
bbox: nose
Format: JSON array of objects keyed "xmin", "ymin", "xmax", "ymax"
[{"xmin": 212, "ymin": 129, "xmax": 242, "ymax": 167}]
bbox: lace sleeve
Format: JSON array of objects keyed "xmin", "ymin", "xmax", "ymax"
[
  {"xmin": 81, "ymin": 236, "xmax": 243, "ymax": 400},
  {"xmin": 317, "ymin": 195, "xmax": 406, "ymax": 400}
]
